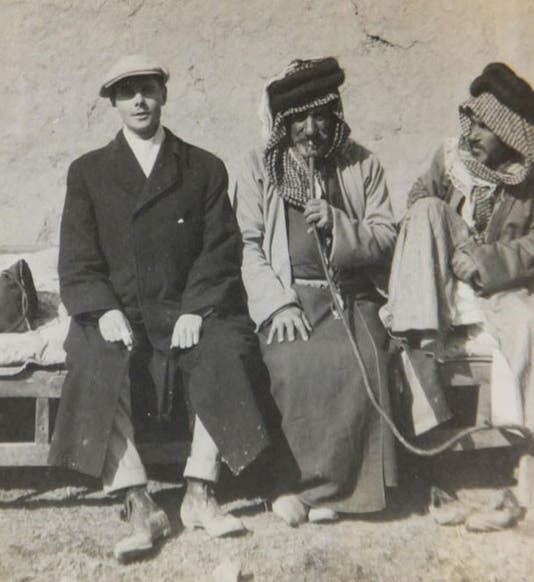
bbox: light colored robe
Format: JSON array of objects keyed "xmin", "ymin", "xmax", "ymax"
[
  {"xmin": 234, "ymin": 140, "xmax": 398, "ymax": 513},
  {"xmin": 386, "ymin": 138, "xmax": 534, "ymax": 512},
  {"xmin": 234, "ymin": 140, "xmax": 397, "ymax": 328}
]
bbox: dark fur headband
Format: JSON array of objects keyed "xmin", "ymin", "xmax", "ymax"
[
  {"xmin": 268, "ymin": 57, "xmax": 345, "ymax": 118},
  {"xmin": 470, "ymin": 62, "xmax": 534, "ymax": 124}
]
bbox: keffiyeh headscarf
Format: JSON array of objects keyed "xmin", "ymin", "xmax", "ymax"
[
  {"xmin": 261, "ymin": 58, "xmax": 351, "ymax": 208},
  {"xmin": 458, "ymin": 62, "xmax": 534, "ymax": 187}
]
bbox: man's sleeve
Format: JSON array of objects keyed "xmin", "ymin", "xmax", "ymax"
[
  {"xmin": 330, "ymin": 153, "xmax": 397, "ymax": 271},
  {"xmin": 462, "ymin": 209, "xmax": 534, "ymax": 294},
  {"xmin": 179, "ymin": 158, "xmax": 246, "ymax": 316},
  {"xmin": 59, "ymin": 159, "xmax": 120, "ymax": 317},
  {"xmin": 234, "ymin": 151, "xmax": 299, "ymax": 328}
]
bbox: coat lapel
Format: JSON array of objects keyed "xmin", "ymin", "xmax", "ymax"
[
  {"xmin": 134, "ymin": 129, "xmax": 184, "ymax": 216},
  {"xmin": 107, "ymin": 130, "xmax": 147, "ymax": 199}
]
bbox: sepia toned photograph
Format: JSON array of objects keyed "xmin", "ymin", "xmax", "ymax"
[{"xmin": 0, "ymin": 1, "xmax": 533, "ymax": 580}]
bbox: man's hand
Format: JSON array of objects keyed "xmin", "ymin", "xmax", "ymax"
[
  {"xmin": 98, "ymin": 309, "xmax": 133, "ymax": 350},
  {"xmin": 171, "ymin": 314, "xmax": 203, "ymax": 349},
  {"xmin": 267, "ymin": 306, "xmax": 312, "ymax": 344},
  {"xmin": 451, "ymin": 250, "xmax": 478, "ymax": 283},
  {"xmin": 304, "ymin": 199, "xmax": 333, "ymax": 232}
]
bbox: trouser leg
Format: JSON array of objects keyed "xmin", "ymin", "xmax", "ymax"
[
  {"xmin": 517, "ymin": 452, "xmax": 534, "ymax": 518},
  {"xmin": 180, "ymin": 414, "xmax": 245, "ymax": 536},
  {"xmin": 177, "ymin": 315, "xmax": 270, "ymax": 476},
  {"xmin": 183, "ymin": 415, "xmax": 221, "ymax": 483},
  {"xmin": 102, "ymin": 381, "xmax": 147, "ymax": 495},
  {"xmin": 387, "ymin": 197, "xmax": 474, "ymax": 333},
  {"xmin": 107, "ymin": 387, "xmax": 170, "ymax": 563}
]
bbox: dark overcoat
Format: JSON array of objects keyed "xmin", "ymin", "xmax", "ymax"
[{"xmin": 48, "ymin": 128, "xmax": 270, "ymax": 477}]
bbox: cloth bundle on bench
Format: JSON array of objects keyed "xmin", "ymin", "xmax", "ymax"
[
  {"xmin": 0, "ymin": 259, "xmax": 38, "ymax": 333},
  {"xmin": 0, "ymin": 248, "xmax": 69, "ymax": 376}
]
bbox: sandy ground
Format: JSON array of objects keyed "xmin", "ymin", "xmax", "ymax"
[{"xmin": 1, "ymin": 449, "xmax": 533, "ymax": 582}]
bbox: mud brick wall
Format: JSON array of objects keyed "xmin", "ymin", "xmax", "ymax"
[{"xmin": 2, "ymin": 0, "xmax": 533, "ymax": 246}]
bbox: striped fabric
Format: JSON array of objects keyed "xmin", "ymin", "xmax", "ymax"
[
  {"xmin": 263, "ymin": 94, "xmax": 350, "ymax": 209},
  {"xmin": 472, "ymin": 185, "xmax": 496, "ymax": 235},
  {"xmin": 459, "ymin": 92, "xmax": 534, "ymax": 186}
]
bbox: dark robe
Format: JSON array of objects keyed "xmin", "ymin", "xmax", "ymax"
[{"xmin": 260, "ymin": 163, "xmax": 396, "ymax": 513}]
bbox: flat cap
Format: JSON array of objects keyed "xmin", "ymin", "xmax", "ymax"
[{"xmin": 99, "ymin": 54, "xmax": 170, "ymax": 97}]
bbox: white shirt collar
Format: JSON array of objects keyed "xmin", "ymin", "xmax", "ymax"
[{"xmin": 122, "ymin": 124, "xmax": 165, "ymax": 178}]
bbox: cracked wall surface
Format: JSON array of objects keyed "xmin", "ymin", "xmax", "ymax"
[{"xmin": 1, "ymin": 0, "xmax": 533, "ymax": 246}]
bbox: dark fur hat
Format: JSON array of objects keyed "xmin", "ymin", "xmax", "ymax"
[
  {"xmin": 267, "ymin": 57, "xmax": 345, "ymax": 118},
  {"xmin": 470, "ymin": 62, "xmax": 534, "ymax": 124}
]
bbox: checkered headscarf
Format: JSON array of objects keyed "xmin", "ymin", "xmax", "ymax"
[
  {"xmin": 261, "ymin": 58, "xmax": 350, "ymax": 208},
  {"xmin": 459, "ymin": 92, "xmax": 534, "ymax": 186},
  {"xmin": 458, "ymin": 63, "xmax": 534, "ymax": 187}
]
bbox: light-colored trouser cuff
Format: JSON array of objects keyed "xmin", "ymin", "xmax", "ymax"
[
  {"xmin": 101, "ymin": 388, "xmax": 220, "ymax": 492},
  {"xmin": 517, "ymin": 453, "xmax": 534, "ymax": 515},
  {"xmin": 102, "ymin": 383, "xmax": 147, "ymax": 495},
  {"xmin": 183, "ymin": 416, "xmax": 221, "ymax": 483}
]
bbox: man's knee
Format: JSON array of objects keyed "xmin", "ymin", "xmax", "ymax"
[
  {"xmin": 180, "ymin": 316, "xmax": 258, "ymax": 371},
  {"xmin": 405, "ymin": 197, "xmax": 469, "ymax": 244},
  {"xmin": 408, "ymin": 196, "xmax": 449, "ymax": 221},
  {"xmin": 206, "ymin": 329, "xmax": 257, "ymax": 366}
]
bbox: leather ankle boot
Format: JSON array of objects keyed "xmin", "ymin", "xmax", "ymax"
[
  {"xmin": 180, "ymin": 479, "xmax": 246, "ymax": 537},
  {"xmin": 114, "ymin": 487, "xmax": 171, "ymax": 562}
]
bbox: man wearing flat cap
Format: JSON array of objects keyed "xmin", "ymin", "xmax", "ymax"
[
  {"xmin": 382, "ymin": 62, "xmax": 534, "ymax": 529},
  {"xmin": 235, "ymin": 57, "xmax": 398, "ymax": 525},
  {"xmin": 48, "ymin": 55, "xmax": 270, "ymax": 560}
]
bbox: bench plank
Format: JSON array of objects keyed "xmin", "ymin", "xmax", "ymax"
[
  {"xmin": 0, "ymin": 441, "xmax": 190, "ymax": 466},
  {"xmin": 0, "ymin": 443, "xmax": 51, "ymax": 465},
  {"xmin": 0, "ymin": 370, "xmax": 65, "ymax": 398},
  {"xmin": 416, "ymin": 427, "xmax": 524, "ymax": 451}
]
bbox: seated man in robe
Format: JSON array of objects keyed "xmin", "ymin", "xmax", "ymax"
[
  {"xmin": 48, "ymin": 55, "xmax": 270, "ymax": 561},
  {"xmin": 383, "ymin": 62, "xmax": 534, "ymax": 527},
  {"xmin": 235, "ymin": 57, "xmax": 397, "ymax": 526}
]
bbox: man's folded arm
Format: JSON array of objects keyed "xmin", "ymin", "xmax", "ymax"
[{"xmin": 462, "ymin": 228, "xmax": 534, "ymax": 294}]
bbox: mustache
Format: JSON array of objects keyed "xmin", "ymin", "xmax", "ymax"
[{"xmin": 292, "ymin": 134, "xmax": 330, "ymax": 143}]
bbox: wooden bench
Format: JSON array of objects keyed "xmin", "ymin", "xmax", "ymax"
[
  {"xmin": 0, "ymin": 247, "xmax": 192, "ymax": 468},
  {"xmin": 394, "ymin": 354, "xmax": 526, "ymax": 451},
  {"xmin": 0, "ymin": 367, "xmax": 190, "ymax": 467},
  {"xmin": 0, "ymin": 354, "xmax": 525, "ymax": 469}
]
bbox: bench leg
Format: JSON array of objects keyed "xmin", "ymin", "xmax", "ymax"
[{"xmin": 35, "ymin": 397, "xmax": 50, "ymax": 445}]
